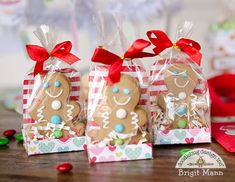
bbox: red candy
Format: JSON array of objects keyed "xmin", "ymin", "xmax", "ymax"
[
  {"xmin": 3, "ymin": 129, "xmax": 16, "ymax": 137},
  {"xmin": 56, "ymin": 163, "xmax": 73, "ymax": 173}
]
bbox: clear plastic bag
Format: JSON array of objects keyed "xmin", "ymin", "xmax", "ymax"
[
  {"xmin": 22, "ymin": 25, "xmax": 86, "ymax": 155},
  {"xmin": 148, "ymin": 22, "xmax": 211, "ymax": 145},
  {"xmin": 86, "ymin": 12, "xmax": 153, "ymax": 163}
]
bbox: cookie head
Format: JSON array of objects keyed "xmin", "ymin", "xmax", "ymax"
[
  {"xmin": 164, "ymin": 64, "xmax": 198, "ymax": 97},
  {"xmin": 105, "ymin": 74, "xmax": 140, "ymax": 109},
  {"xmin": 40, "ymin": 72, "xmax": 71, "ymax": 99}
]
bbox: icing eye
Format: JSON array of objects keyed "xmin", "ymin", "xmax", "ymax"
[
  {"xmin": 172, "ymin": 70, "xmax": 179, "ymax": 75},
  {"xmin": 182, "ymin": 72, "xmax": 187, "ymax": 78},
  {"xmin": 123, "ymin": 88, "xmax": 131, "ymax": 95},
  {"xmin": 43, "ymin": 82, "xmax": 49, "ymax": 89},
  {"xmin": 112, "ymin": 87, "xmax": 119, "ymax": 93},
  {"xmin": 54, "ymin": 81, "xmax": 61, "ymax": 87}
]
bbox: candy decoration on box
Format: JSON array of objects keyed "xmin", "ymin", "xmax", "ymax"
[
  {"xmin": 22, "ymin": 25, "xmax": 86, "ymax": 155},
  {"xmin": 86, "ymin": 39, "xmax": 154, "ymax": 163},
  {"xmin": 147, "ymin": 26, "xmax": 211, "ymax": 145}
]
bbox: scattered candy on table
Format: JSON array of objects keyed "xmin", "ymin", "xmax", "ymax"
[
  {"xmin": 3, "ymin": 129, "xmax": 16, "ymax": 137},
  {"xmin": 179, "ymin": 149, "xmax": 191, "ymax": 157},
  {"xmin": 16, "ymin": 134, "xmax": 23, "ymax": 142},
  {"xmin": 56, "ymin": 163, "xmax": 73, "ymax": 173},
  {"xmin": 0, "ymin": 137, "xmax": 9, "ymax": 146}
]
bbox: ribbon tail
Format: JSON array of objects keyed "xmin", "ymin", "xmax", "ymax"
[
  {"xmin": 34, "ymin": 62, "xmax": 44, "ymax": 76},
  {"xmin": 107, "ymin": 61, "xmax": 123, "ymax": 85}
]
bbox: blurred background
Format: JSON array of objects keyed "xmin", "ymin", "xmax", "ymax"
[
  {"xmin": 1, "ymin": 0, "xmax": 235, "ymax": 111},
  {"xmin": 0, "ymin": 0, "xmax": 229, "ymax": 88}
]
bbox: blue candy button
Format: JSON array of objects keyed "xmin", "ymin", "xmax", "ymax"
[
  {"xmin": 112, "ymin": 87, "xmax": 119, "ymax": 93},
  {"xmin": 172, "ymin": 70, "xmax": 179, "ymax": 75},
  {"xmin": 177, "ymin": 106, "xmax": 186, "ymax": 115},
  {"xmin": 44, "ymin": 82, "xmax": 49, "ymax": 89},
  {"xmin": 123, "ymin": 88, "xmax": 131, "ymax": 95},
  {"xmin": 54, "ymin": 81, "xmax": 61, "ymax": 87},
  {"xmin": 115, "ymin": 124, "xmax": 125, "ymax": 133},
  {"xmin": 51, "ymin": 115, "xmax": 62, "ymax": 124},
  {"xmin": 182, "ymin": 72, "xmax": 187, "ymax": 78}
]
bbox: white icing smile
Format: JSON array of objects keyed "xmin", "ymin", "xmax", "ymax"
[
  {"xmin": 113, "ymin": 96, "xmax": 131, "ymax": 106},
  {"xmin": 46, "ymin": 89, "xmax": 63, "ymax": 98},
  {"xmin": 174, "ymin": 78, "xmax": 189, "ymax": 88}
]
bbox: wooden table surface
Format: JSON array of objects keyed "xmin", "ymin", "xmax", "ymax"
[{"xmin": 0, "ymin": 104, "xmax": 235, "ymax": 182}]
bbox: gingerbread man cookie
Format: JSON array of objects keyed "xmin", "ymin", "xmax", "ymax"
[
  {"xmin": 28, "ymin": 72, "xmax": 85, "ymax": 140},
  {"xmin": 88, "ymin": 74, "xmax": 148, "ymax": 145},
  {"xmin": 156, "ymin": 64, "xmax": 208, "ymax": 130}
]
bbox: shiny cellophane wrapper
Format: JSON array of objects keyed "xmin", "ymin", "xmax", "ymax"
[
  {"xmin": 22, "ymin": 68, "xmax": 86, "ymax": 155},
  {"xmin": 149, "ymin": 49, "xmax": 211, "ymax": 145},
  {"xmin": 86, "ymin": 61, "xmax": 152, "ymax": 163}
]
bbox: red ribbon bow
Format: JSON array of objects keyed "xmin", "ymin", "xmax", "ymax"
[
  {"xmin": 146, "ymin": 30, "xmax": 202, "ymax": 65},
  {"xmin": 26, "ymin": 41, "xmax": 80, "ymax": 76},
  {"xmin": 91, "ymin": 39, "xmax": 155, "ymax": 85}
]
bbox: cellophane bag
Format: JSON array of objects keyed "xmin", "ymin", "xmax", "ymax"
[
  {"xmin": 148, "ymin": 22, "xmax": 211, "ymax": 145},
  {"xmin": 22, "ymin": 25, "xmax": 86, "ymax": 155},
  {"xmin": 86, "ymin": 12, "xmax": 153, "ymax": 163}
]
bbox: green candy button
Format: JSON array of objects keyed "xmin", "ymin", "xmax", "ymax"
[
  {"xmin": 177, "ymin": 119, "xmax": 187, "ymax": 129},
  {"xmin": 179, "ymin": 149, "xmax": 191, "ymax": 157},
  {"xmin": 115, "ymin": 138, "xmax": 124, "ymax": 145},
  {"xmin": 16, "ymin": 134, "xmax": 23, "ymax": 142},
  {"xmin": 54, "ymin": 130, "xmax": 63, "ymax": 139},
  {"xmin": 0, "ymin": 137, "xmax": 9, "ymax": 146}
]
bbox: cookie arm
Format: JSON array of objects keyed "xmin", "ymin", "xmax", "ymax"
[
  {"xmin": 66, "ymin": 101, "xmax": 81, "ymax": 119},
  {"xmin": 157, "ymin": 93, "xmax": 167, "ymax": 110},
  {"xmin": 28, "ymin": 100, "xmax": 45, "ymax": 121},
  {"xmin": 93, "ymin": 106, "xmax": 110, "ymax": 127},
  {"xmin": 135, "ymin": 106, "xmax": 148, "ymax": 127}
]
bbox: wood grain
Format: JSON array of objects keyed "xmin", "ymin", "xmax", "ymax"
[{"xmin": 0, "ymin": 104, "xmax": 234, "ymax": 182}]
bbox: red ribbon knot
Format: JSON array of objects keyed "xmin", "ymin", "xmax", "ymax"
[
  {"xmin": 91, "ymin": 39, "xmax": 155, "ymax": 85},
  {"xmin": 146, "ymin": 30, "xmax": 202, "ymax": 65},
  {"xmin": 26, "ymin": 41, "xmax": 80, "ymax": 76}
]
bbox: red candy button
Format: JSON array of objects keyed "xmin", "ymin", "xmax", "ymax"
[
  {"xmin": 56, "ymin": 163, "xmax": 73, "ymax": 173},
  {"xmin": 3, "ymin": 129, "xmax": 16, "ymax": 137}
]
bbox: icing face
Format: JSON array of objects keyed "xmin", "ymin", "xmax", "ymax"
[
  {"xmin": 39, "ymin": 72, "xmax": 70, "ymax": 99},
  {"xmin": 106, "ymin": 74, "xmax": 140, "ymax": 108},
  {"xmin": 164, "ymin": 64, "xmax": 198, "ymax": 96}
]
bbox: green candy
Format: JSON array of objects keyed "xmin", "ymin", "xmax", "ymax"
[
  {"xmin": 177, "ymin": 119, "xmax": 187, "ymax": 129},
  {"xmin": 54, "ymin": 130, "xmax": 63, "ymax": 139},
  {"xmin": 179, "ymin": 149, "xmax": 191, "ymax": 157},
  {"xmin": 16, "ymin": 134, "xmax": 23, "ymax": 142},
  {"xmin": 115, "ymin": 138, "xmax": 124, "ymax": 145},
  {"xmin": 0, "ymin": 137, "xmax": 9, "ymax": 146}
]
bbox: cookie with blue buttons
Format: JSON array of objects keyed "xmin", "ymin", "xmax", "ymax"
[
  {"xmin": 28, "ymin": 72, "xmax": 85, "ymax": 140},
  {"xmin": 156, "ymin": 64, "xmax": 208, "ymax": 130},
  {"xmin": 88, "ymin": 74, "xmax": 149, "ymax": 146}
]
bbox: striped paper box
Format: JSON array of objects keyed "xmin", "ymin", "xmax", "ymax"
[
  {"xmin": 22, "ymin": 68, "xmax": 86, "ymax": 155},
  {"xmin": 86, "ymin": 64, "xmax": 153, "ymax": 163},
  {"xmin": 149, "ymin": 58, "xmax": 211, "ymax": 145}
]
